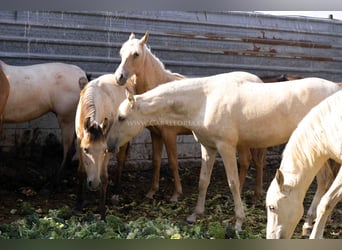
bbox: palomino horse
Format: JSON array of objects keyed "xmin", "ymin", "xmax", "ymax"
[
  {"xmin": 75, "ymin": 74, "xmax": 133, "ymax": 219},
  {"xmin": 114, "ymin": 31, "xmax": 270, "ymax": 202},
  {"xmin": 239, "ymin": 74, "xmax": 303, "ymax": 202},
  {"xmin": 115, "ymin": 32, "xmax": 187, "ymax": 202},
  {"xmin": 0, "ymin": 60, "xmax": 88, "ymax": 175},
  {"xmin": 0, "ymin": 63, "xmax": 10, "ymax": 135},
  {"xmin": 110, "ymin": 72, "xmax": 340, "ymax": 230},
  {"xmin": 266, "ymin": 90, "xmax": 342, "ymax": 239}
]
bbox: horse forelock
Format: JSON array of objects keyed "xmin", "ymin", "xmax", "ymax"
[{"xmin": 86, "ymin": 122, "xmax": 105, "ymax": 142}]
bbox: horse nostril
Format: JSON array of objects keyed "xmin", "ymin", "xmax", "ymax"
[{"xmin": 88, "ymin": 180, "xmax": 92, "ymax": 188}]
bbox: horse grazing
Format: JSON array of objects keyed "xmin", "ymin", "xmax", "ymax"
[
  {"xmin": 0, "ymin": 60, "xmax": 88, "ymax": 175},
  {"xmin": 115, "ymin": 31, "xmax": 268, "ymax": 203},
  {"xmin": 0, "ymin": 64, "xmax": 10, "ymax": 135},
  {"xmin": 266, "ymin": 90, "xmax": 342, "ymax": 239},
  {"xmin": 75, "ymin": 74, "xmax": 132, "ymax": 219},
  {"xmin": 110, "ymin": 72, "xmax": 340, "ymax": 230}
]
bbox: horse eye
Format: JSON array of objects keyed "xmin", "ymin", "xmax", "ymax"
[
  {"xmin": 118, "ymin": 115, "xmax": 126, "ymax": 122},
  {"xmin": 104, "ymin": 148, "xmax": 109, "ymax": 154},
  {"xmin": 268, "ymin": 205, "xmax": 275, "ymax": 212},
  {"xmin": 83, "ymin": 148, "xmax": 89, "ymax": 154},
  {"xmin": 133, "ymin": 52, "xmax": 139, "ymax": 58}
]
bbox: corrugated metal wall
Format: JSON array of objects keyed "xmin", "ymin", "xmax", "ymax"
[{"xmin": 1, "ymin": 11, "xmax": 342, "ymax": 165}]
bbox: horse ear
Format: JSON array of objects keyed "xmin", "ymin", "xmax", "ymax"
[
  {"xmin": 84, "ymin": 117, "xmax": 92, "ymax": 131},
  {"xmin": 139, "ymin": 31, "xmax": 149, "ymax": 45},
  {"xmin": 129, "ymin": 33, "xmax": 135, "ymax": 40},
  {"xmin": 100, "ymin": 117, "xmax": 110, "ymax": 135},
  {"xmin": 275, "ymin": 169, "xmax": 284, "ymax": 189},
  {"xmin": 125, "ymin": 87, "xmax": 135, "ymax": 108}
]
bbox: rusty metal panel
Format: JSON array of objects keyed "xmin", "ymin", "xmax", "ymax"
[
  {"xmin": 1, "ymin": 11, "xmax": 341, "ymax": 80},
  {"xmin": 1, "ymin": 11, "xmax": 342, "ymax": 160}
]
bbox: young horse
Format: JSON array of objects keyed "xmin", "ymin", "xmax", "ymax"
[
  {"xmin": 115, "ymin": 32, "xmax": 188, "ymax": 202},
  {"xmin": 0, "ymin": 64, "xmax": 10, "ymax": 135},
  {"xmin": 75, "ymin": 74, "xmax": 132, "ymax": 219},
  {"xmin": 266, "ymin": 90, "xmax": 342, "ymax": 239},
  {"xmin": 239, "ymin": 74, "xmax": 303, "ymax": 202},
  {"xmin": 1, "ymin": 60, "xmax": 88, "ymax": 175},
  {"xmin": 114, "ymin": 32, "xmax": 264, "ymax": 202},
  {"xmin": 110, "ymin": 72, "xmax": 340, "ymax": 230}
]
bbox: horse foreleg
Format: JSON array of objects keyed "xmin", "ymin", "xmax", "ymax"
[
  {"xmin": 146, "ymin": 131, "xmax": 163, "ymax": 199},
  {"xmin": 187, "ymin": 144, "xmax": 217, "ymax": 223},
  {"xmin": 218, "ymin": 142, "xmax": 245, "ymax": 231},
  {"xmin": 302, "ymin": 161, "xmax": 334, "ymax": 236},
  {"xmin": 111, "ymin": 142, "xmax": 130, "ymax": 204},
  {"xmin": 309, "ymin": 165, "xmax": 342, "ymax": 239},
  {"xmin": 76, "ymin": 162, "xmax": 87, "ymax": 211},
  {"xmin": 162, "ymin": 130, "xmax": 182, "ymax": 202},
  {"xmin": 99, "ymin": 174, "xmax": 108, "ymax": 220},
  {"xmin": 251, "ymin": 148, "xmax": 267, "ymax": 202},
  {"xmin": 237, "ymin": 147, "xmax": 252, "ymax": 193}
]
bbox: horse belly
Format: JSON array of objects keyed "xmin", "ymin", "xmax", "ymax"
[{"xmin": 3, "ymin": 91, "xmax": 51, "ymax": 123}]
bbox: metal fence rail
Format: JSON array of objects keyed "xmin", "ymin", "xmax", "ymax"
[{"xmin": 1, "ymin": 11, "xmax": 341, "ymax": 163}]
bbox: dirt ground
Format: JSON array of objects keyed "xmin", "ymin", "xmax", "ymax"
[{"xmin": 0, "ymin": 145, "xmax": 341, "ymax": 239}]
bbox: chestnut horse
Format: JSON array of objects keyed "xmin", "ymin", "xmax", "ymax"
[
  {"xmin": 75, "ymin": 74, "xmax": 133, "ymax": 219},
  {"xmin": 0, "ymin": 60, "xmax": 88, "ymax": 175},
  {"xmin": 266, "ymin": 90, "xmax": 342, "ymax": 239},
  {"xmin": 0, "ymin": 63, "xmax": 10, "ymax": 135},
  {"xmin": 110, "ymin": 72, "xmax": 341, "ymax": 230}
]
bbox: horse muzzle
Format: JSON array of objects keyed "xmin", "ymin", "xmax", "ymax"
[
  {"xmin": 115, "ymin": 70, "xmax": 128, "ymax": 86},
  {"xmin": 87, "ymin": 178, "xmax": 101, "ymax": 191}
]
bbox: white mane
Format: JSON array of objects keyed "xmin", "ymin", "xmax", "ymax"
[{"xmin": 281, "ymin": 91, "xmax": 342, "ymax": 177}]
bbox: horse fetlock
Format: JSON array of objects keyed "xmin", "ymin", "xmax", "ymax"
[
  {"xmin": 186, "ymin": 213, "xmax": 197, "ymax": 223},
  {"xmin": 146, "ymin": 189, "xmax": 156, "ymax": 199},
  {"xmin": 234, "ymin": 219, "xmax": 244, "ymax": 231}
]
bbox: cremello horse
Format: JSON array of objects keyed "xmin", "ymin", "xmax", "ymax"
[
  {"xmin": 110, "ymin": 72, "xmax": 340, "ymax": 230},
  {"xmin": 266, "ymin": 90, "xmax": 342, "ymax": 239},
  {"xmin": 0, "ymin": 63, "xmax": 10, "ymax": 135},
  {"xmin": 1, "ymin": 60, "xmax": 88, "ymax": 174},
  {"xmin": 75, "ymin": 74, "xmax": 133, "ymax": 219},
  {"xmin": 114, "ymin": 31, "xmax": 274, "ymax": 202}
]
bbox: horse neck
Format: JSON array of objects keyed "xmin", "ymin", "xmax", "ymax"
[
  {"xmin": 134, "ymin": 47, "xmax": 184, "ymax": 94},
  {"xmin": 280, "ymin": 125, "xmax": 330, "ymax": 201},
  {"xmin": 135, "ymin": 80, "xmax": 202, "ymax": 127}
]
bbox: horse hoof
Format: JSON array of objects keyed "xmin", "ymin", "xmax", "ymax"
[
  {"xmin": 234, "ymin": 221, "xmax": 242, "ymax": 231},
  {"xmin": 111, "ymin": 195, "xmax": 120, "ymax": 205},
  {"xmin": 145, "ymin": 190, "xmax": 155, "ymax": 200},
  {"xmin": 186, "ymin": 213, "xmax": 197, "ymax": 223},
  {"xmin": 302, "ymin": 224, "xmax": 313, "ymax": 236},
  {"xmin": 169, "ymin": 195, "xmax": 179, "ymax": 203}
]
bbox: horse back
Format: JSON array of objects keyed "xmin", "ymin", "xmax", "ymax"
[{"xmin": 2, "ymin": 61, "xmax": 87, "ymax": 122}]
